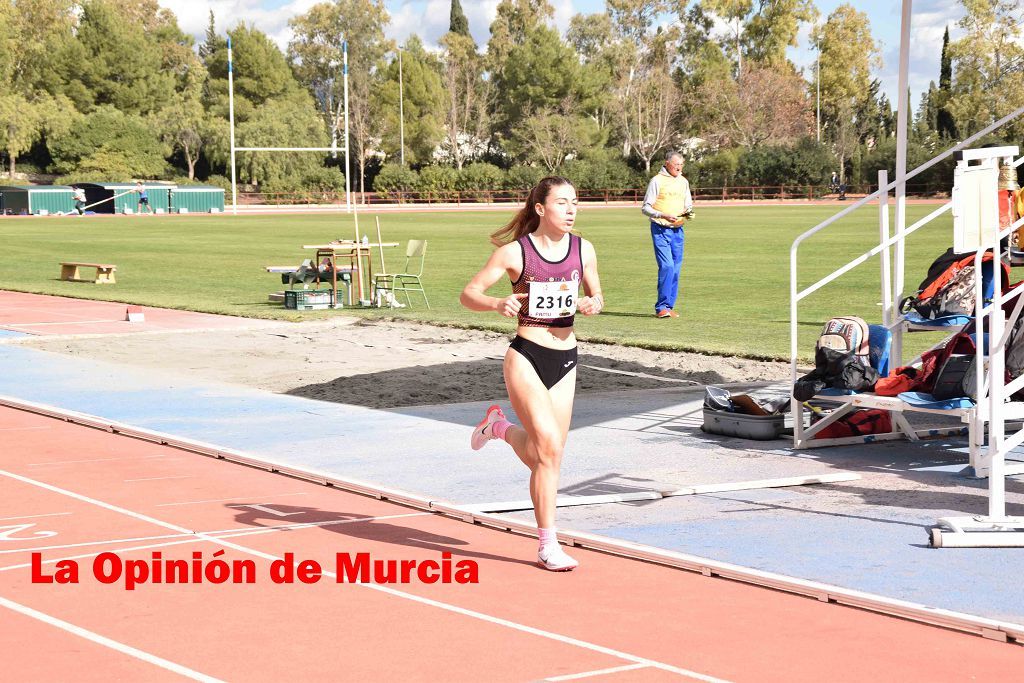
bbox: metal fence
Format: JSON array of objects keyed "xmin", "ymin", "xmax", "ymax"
[{"xmin": 236, "ymin": 183, "xmax": 947, "ymax": 207}]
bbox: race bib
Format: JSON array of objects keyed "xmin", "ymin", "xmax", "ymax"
[{"xmin": 528, "ymin": 281, "xmax": 577, "ymax": 319}]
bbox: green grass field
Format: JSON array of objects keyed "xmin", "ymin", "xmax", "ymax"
[{"xmin": 0, "ymin": 204, "xmax": 966, "ymax": 361}]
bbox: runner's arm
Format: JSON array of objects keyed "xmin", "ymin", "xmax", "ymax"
[
  {"xmin": 578, "ymin": 239, "xmax": 603, "ymax": 316},
  {"xmin": 460, "ymin": 243, "xmax": 527, "ymax": 317}
]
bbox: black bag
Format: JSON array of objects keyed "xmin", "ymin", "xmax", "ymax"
[{"xmin": 931, "ymin": 354, "xmax": 976, "ymax": 400}]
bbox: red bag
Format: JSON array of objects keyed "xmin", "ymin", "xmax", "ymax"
[{"xmin": 813, "ymin": 409, "xmax": 892, "ymax": 439}]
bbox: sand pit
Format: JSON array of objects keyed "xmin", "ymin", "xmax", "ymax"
[{"xmin": 13, "ymin": 317, "xmax": 793, "ymax": 409}]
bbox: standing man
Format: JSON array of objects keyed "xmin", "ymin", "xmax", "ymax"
[
  {"xmin": 642, "ymin": 150, "xmax": 694, "ymax": 318},
  {"xmin": 135, "ymin": 181, "xmax": 152, "ymax": 215}
]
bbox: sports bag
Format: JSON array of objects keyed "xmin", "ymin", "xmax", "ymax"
[
  {"xmin": 900, "ymin": 249, "xmax": 1010, "ymax": 320},
  {"xmin": 813, "ymin": 408, "xmax": 892, "ymax": 439},
  {"xmin": 817, "ymin": 316, "xmax": 869, "ymax": 361}
]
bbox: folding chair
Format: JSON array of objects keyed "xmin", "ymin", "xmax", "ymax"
[{"xmin": 373, "ymin": 240, "xmax": 429, "ymax": 308}]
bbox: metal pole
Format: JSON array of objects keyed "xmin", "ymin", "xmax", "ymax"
[
  {"xmin": 893, "ymin": 0, "xmax": 913, "ymax": 368},
  {"xmin": 343, "ymin": 40, "xmax": 351, "ymax": 214},
  {"xmin": 228, "ymin": 36, "xmax": 237, "ymax": 215},
  {"xmin": 816, "ymin": 33, "xmax": 821, "ymax": 143},
  {"xmin": 878, "ymin": 170, "xmax": 892, "ymax": 327},
  {"xmin": 398, "ymin": 49, "xmax": 405, "ymax": 167}
]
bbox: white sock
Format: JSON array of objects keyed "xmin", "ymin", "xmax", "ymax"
[{"xmin": 538, "ymin": 527, "xmax": 558, "ymax": 552}]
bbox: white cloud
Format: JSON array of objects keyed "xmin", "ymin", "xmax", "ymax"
[
  {"xmin": 551, "ymin": 0, "xmax": 575, "ymax": 34},
  {"xmin": 876, "ymin": 1, "xmax": 963, "ymax": 109},
  {"xmin": 389, "ymin": 0, "xmax": 451, "ymax": 48},
  {"xmin": 158, "ymin": 0, "xmax": 322, "ymax": 51}
]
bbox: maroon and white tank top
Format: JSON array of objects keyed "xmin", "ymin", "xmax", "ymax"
[{"xmin": 512, "ymin": 233, "xmax": 583, "ymax": 328}]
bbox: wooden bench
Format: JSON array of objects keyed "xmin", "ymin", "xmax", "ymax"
[{"xmin": 60, "ymin": 261, "xmax": 117, "ymax": 284}]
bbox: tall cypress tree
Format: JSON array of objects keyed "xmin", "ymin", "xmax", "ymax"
[
  {"xmin": 936, "ymin": 25, "xmax": 957, "ymax": 139},
  {"xmin": 198, "ymin": 11, "xmax": 225, "ymax": 66},
  {"xmin": 450, "ymin": 0, "xmax": 470, "ymax": 37}
]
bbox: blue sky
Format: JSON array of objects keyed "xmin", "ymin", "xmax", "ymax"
[{"xmin": 157, "ymin": 0, "xmax": 966, "ymax": 109}]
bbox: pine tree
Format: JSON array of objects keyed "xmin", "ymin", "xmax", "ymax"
[
  {"xmin": 450, "ymin": 0, "xmax": 470, "ymax": 37},
  {"xmin": 198, "ymin": 11, "xmax": 225, "ymax": 66},
  {"xmin": 936, "ymin": 25, "xmax": 957, "ymax": 139}
]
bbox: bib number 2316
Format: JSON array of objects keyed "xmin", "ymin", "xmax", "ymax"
[{"xmin": 528, "ymin": 281, "xmax": 577, "ymax": 319}]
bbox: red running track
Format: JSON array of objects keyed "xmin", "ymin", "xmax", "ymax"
[
  {"xmin": 0, "ymin": 291, "xmax": 271, "ymax": 337},
  {"xmin": 0, "ymin": 405, "xmax": 1020, "ymax": 682}
]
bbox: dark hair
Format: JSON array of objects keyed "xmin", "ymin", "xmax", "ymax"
[{"xmin": 490, "ymin": 176, "xmax": 574, "ymax": 246}]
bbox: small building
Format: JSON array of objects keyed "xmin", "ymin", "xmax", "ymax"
[
  {"xmin": 0, "ymin": 185, "xmax": 75, "ymax": 215},
  {"xmin": 171, "ymin": 185, "xmax": 225, "ymax": 213},
  {"xmin": 79, "ymin": 182, "xmax": 174, "ymax": 214}
]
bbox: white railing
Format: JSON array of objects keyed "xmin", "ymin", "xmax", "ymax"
[{"xmin": 789, "ymin": 118, "xmax": 1024, "ymax": 545}]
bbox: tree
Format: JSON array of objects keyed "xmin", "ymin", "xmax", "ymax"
[
  {"xmin": 288, "ymin": 0, "xmax": 393, "ymax": 197},
  {"xmin": 508, "ymin": 103, "xmax": 601, "ymax": 171},
  {"xmin": 58, "ymin": 0, "xmax": 175, "ymax": 115},
  {"xmin": 494, "ymin": 25, "xmax": 583, "ymax": 135},
  {"xmin": 566, "ymin": 11, "xmax": 627, "ymax": 149},
  {"xmin": 486, "ymin": 0, "xmax": 553, "ymax": 74},
  {"xmin": 0, "ymin": 94, "xmax": 41, "ymax": 176},
  {"xmin": 229, "ymin": 25, "xmax": 302, "ymax": 106},
  {"xmin": 916, "ymin": 82, "xmax": 939, "ymax": 137},
  {"xmin": 155, "ymin": 91, "xmax": 208, "ymax": 180},
  {"xmin": 439, "ymin": 32, "xmax": 491, "ymax": 169},
  {"xmin": 947, "ymin": 0, "xmax": 1023, "ymax": 142},
  {"xmin": 2, "ymin": 0, "xmax": 76, "ymax": 96},
  {"xmin": 48, "ymin": 106, "xmax": 168, "ymax": 178},
  {"xmin": 198, "ymin": 11, "xmax": 224, "ymax": 64},
  {"xmin": 619, "ymin": 65, "xmax": 681, "ymax": 172},
  {"xmin": 375, "ymin": 37, "xmax": 446, "ymax": 165},
  {"xmin": 703, "ymin": 0, "xmax": 752, "ymax": 74},
  {"xmin": 744, "ymin": 0, "xmax": 819, "ymax": 67},
  {"xmin": 698, "ymin": 63, "xmax": 813, "ymax": 148},
  {"xmin": 234, "ymin": 99, "xmax": 328, "ymax": 186},
  {"xmin": 813, "ymin": 4, "xmax": 880, "ymax": 183},
  {"xmin": 936, "ymin": 25, "xmax": 957, "ymax": 139},
  {"xmin": 449, "ymin": 0, "xmax": 471, "ymax": 38}
]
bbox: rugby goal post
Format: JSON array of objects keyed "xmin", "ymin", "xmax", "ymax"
[{"xmin": 227, "ymin": 37, "xmax": 352, "ymax": 215}]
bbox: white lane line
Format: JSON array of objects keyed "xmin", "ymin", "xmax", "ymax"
[
  {"xmin": 545, "ymin": 663, "xmax": 651, "ymax": 681},
  {"xmin": 0, "ymin": 468, "xmax": 728, "ymax": 682},
  {"xmin": 0, "ymin": 513, "xmax": 429, "ymax": 559},
  {"xmin": 124, "ymin": 475, "xmax": 193, "ymax": 483},
  {"xmin": 155, "ymin": 492, "xmax": 309, "ymax": 507},
  {"xmin": 0, "ymin": 513, "xmax": 70, "ymax": 522},
  {"xmin": 28, "ymin": 455, "xmax": 170, "ymax": 466},
  {"xmin": 4, "ymin": 320, "xmax": 118, "ymax": 327},
  {"xmin": 0, "ymin": 594, "xmax": 223, "ymax": 682}
]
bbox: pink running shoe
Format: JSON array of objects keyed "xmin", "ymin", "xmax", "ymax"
[
  {"xmin": 537, "ymin": 545, "xmax": 579, "ymax": 571},
  {"xmin": 471, "ymin": 404, "xmax": 506, "ymax": 451}
]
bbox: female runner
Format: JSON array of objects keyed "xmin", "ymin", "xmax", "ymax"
[{"xmin": 460, "ymin": 176, "xmax": 603, "ymax": 571}]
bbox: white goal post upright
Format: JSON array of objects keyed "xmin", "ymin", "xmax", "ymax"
[{"xmin": 228, "ymin": 37, "xmax": 352, "ymax": 215}]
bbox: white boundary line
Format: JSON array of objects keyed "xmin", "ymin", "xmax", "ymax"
[
  {"xmin": 0, "ymin": 594, "xmax": 222, "ymax": 682},
  {"xmin": 545, "ymin": 663, "xmax": 651, "ymax": 681},
  {"xmin": 2, "ymin": 394, "xmax": 1023, "ymax": 644},
  {"xmin": 0, "ymin": 512, "xmax": 70, "ymax": 522},
  {"xmin": 0, "ymin": 513, "xmax": 429, "ymax": 558},
  {"xmin": 0, "ymin": 467, "xmax": 726, "ymax": 682}
]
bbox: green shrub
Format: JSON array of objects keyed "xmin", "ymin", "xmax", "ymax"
[
  {"xmin": 504, "ymin": 165, "xmax": 545, "ymax": 190},
  {"xmin": 559, "ymin": 158, "xmax": 643, "ymax": 192},
  {"xmin": 204, "ymin": 175, "xmax": 232, "ymax": 192},
  {"xmin": 417, "ymin": 165, "xmax": 459, "ymax": 200},
  {"xmin": 373, "ymin": 163, "xmax": 419, "ymax": 198},
  {"xmin": 456, "ymin": 162, "xmax": 504, "ymax": 200},
  {"xmin": 692, "ymin": 148, "xmax": 741, "ymax": 188}
]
